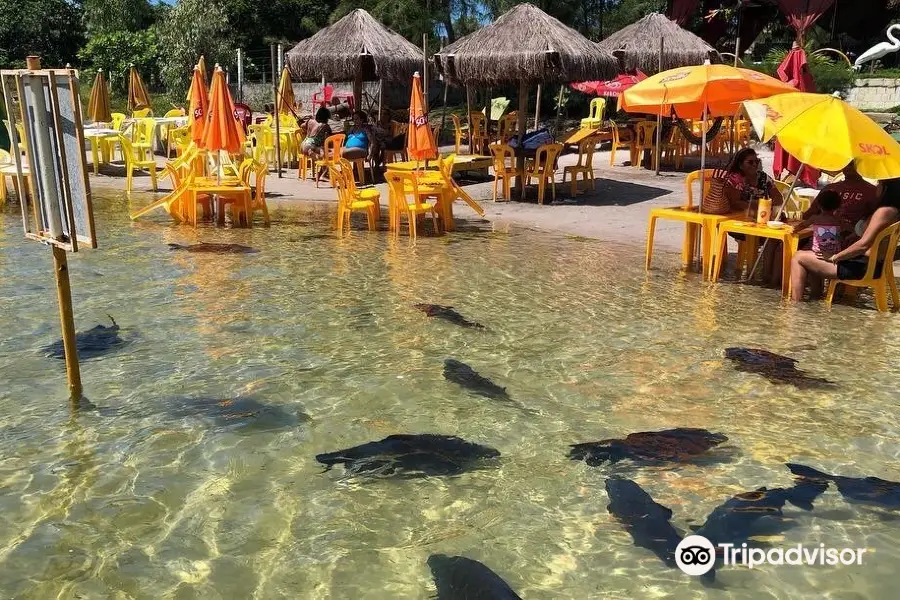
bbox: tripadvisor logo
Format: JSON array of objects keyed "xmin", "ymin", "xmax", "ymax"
[{"xmin": 675, "ymin": 535, "xmax": 867, "ymax": 576}]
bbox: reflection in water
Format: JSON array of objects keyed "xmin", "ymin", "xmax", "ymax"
[{"xmin": 1, "ymin": 194, "xmax": 900, "ymax": 597}]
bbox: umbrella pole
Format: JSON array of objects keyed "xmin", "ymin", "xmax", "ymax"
[
  {"xmin": 697, "ymin": 101, "xmax": 707, "ymax": 275},
  {"xmin": 534, "ymin": 84, "xmax": 542, "ymax": 130},
  {"xmin": 515, "ymin": 79, "xmax": 528, "ymax": 201},
  {"xmin": 746, "ymin": 164, "xmax": 805, "ymax": 282},
  {"xmin": 655, "ymin": 36, "xmax": 664, "ymax": 176},
  {"xmin": 271, "ymin": 44, "xmax": 282, "ymax": 178}
]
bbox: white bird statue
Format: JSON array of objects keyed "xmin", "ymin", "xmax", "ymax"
[{"xmin": 854, "ymin": 23, "xmax": 900, "ymax": 69}]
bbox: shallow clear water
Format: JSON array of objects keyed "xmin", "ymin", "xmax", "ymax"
[{"xmin": 1, "ymin": 191, "xmax": 899, "ymax": 599}]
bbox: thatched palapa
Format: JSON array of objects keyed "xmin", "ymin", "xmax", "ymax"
[
  {"xmin": 285, "ymin": 9, "xmax": 422, "ymax": 82},
  {"xmin": 598, "ymin": 13, "xmax": 720, "ymax": 75},
  {"xmin": 433, "ymin": 3, "xmax": 617, "ymax": 85}
]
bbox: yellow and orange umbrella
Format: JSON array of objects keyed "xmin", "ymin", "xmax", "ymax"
[
  {"xmin": 277, "ymin": 67, "xmax": 295, "ymax": 114},
  {"xmin": 87, "ymin": 69, "xmax": 112, "ymax": 124},
  {"xmin": 406, "ymin": 72, "xmax": 437, "ymax": 162},
  {"xmin": 744, "ymin": 92, "xmax": 900, "ymax": 180},
  {"xmin": 187, "ymin": 56, "xmax": 209, "ymax": 102},
  {"xmin": 202, "ymin": 65, "xmax": 245, "ymax": 155},
  {"xmin": 188, "ymin": 66, "xmax": 208, "ymax": 146},
  {"xmin": 127, "ymin": 65, "xmax": 152, "ymax": 114},
  {"xmin": 621, "ymin": 63, "xmax": 797, "ymax": 119}
]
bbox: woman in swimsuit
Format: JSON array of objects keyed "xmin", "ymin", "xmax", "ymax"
[
  {"xmin": 342, "ymin": 111, "xmax": 373, "ymax": 161},
  {"xmin": 300, "ymin": 107, "xmax": 332, "ymax": 159}
]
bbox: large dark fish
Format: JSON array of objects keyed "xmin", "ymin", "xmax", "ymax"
[
  {"xmin": 427, "ymin": 554, "xmax": 522, "ymax": 600},
  {"xmin": 443, "ymin": 359, "xmax": 509, "ymax": 401},
  {"xmin": 167, "ymin": 396, "xmax": 308, "ymax": 433},
  {"xmin": 43, "ymin": 315, "xmax": 127, "ymax": 360},
  {"xmin": 787, "ymin": 463, "xmax": 900, "ymax": 509},
  {"xmin": 414, "ymin": 304, "xmax": 485, "ymax": 329},
  {"xmin": 569, "ymin": 428, "xmax": 728, "ymax": 466},
  {"xmin": 315, "ymin": 434, "xmax": 500, "ymax": 478},
  {"xmin": 724, "ymin": 347, "xmax": 834, "ymax": 389},
  {"xmin": 167, "ymin": 242, "xmax": 258, "ymax": 254},
  {"xmin": 605, "ymin": 478, "xmax": 683, "ymax": 568}
]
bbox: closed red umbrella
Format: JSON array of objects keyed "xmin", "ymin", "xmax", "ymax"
[{"xmin": 773, "ymin": 44, "xmax": 819, "ymax": 186}]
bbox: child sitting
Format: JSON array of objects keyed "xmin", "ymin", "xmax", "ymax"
[{"xmin": 792, "ymin": 190, "xmax": 850, "ymax": 259}]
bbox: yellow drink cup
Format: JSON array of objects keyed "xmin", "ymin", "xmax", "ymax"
[{"xmin": 756, "ymin": 198, "xmax": 772, "ymax": 224}]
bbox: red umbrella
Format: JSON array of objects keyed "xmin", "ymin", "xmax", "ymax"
[
  {"xmin": 571, "ymin": 71, "xmax": 647, "ymax": 97},
  {"xmin": 774, "ymin": 44, "xmax": 819, "ymax": 186}
]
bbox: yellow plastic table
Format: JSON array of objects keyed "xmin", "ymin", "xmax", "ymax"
[
  {"xmin": 83, "ymin": 128, "xmax": 120, "ymax": 174},
  {"xmin": 188, "ymin": 178, "xmax": 251, "ymax": 227},
  {"xmin": 711, "ymin": 219, "xmax": 813, "ymax": 297}
]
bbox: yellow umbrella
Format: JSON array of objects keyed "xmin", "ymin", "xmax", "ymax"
[
  {"xmin": 277, "ymin": 67, "xmax": 295, "ymax": 114},
  {"xmin": 127, "ymin": 65, "xmax": 152, "ymax": 113},
  {"xmin": 621, "ymin": 63, "xmax": 797, "ymax": 119},
  {"xmin": 743, "ymin": 92, "xmax": 900, "ymax": 180},
  {"xmin": 87, "ymin": 69, "xmax": 112, "ymax": 124}
]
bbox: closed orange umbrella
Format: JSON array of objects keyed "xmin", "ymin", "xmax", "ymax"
[
  {"xmin": 406, "ymin": 72, "xmax": 437, "ymax": 162},
  {"xmin": 187, "ymin": 56, "xmax": 209, "ymax": 102},
  {"xmin": 188, "ymin": 66, "xmax": 208, "ymax": 146},
  {"xmin": 87, "ymin": 69, "xmax": 112, "ymax": 124},
  {"xmin": 202, "ymin": 65, "xmax": 245, "ymax": 155},
  {"xmin": 127, "ymin": 64, "xmax": 152, "ymax": 113}
]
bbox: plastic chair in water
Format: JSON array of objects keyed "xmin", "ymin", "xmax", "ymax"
[
  {"xmin": 825, "ymin": 221, "xmax": 900, "ymax": 312},
  {"xmin": 562, "ymin": 136, "xmax": 598, "ymax": 196},
  {"xmin": 646, "ymin": 169, "xmax": 735, "ymax": 278},
  {"xmin": 118, "ymin": 135, "xmax": 157, "ymax": 192},
  {"xmin": 315, "ymin": 134, "xmax": 345, "ymax": 187},
  {"xmin": 773, "ymin": 180, "xmax": 810, "ymax": 220},
  {"xmin": 332, "ymin": 160, "xmax": 380, "ymax": 232},
  {"xmin": 249, "ymin": 161, "xmax": 270, "ymax": 226},
  {"xmin": 609, "ymin": 122, "xmax": 635, "ymax": 166},
  {"xmin": 580, "ymin": 98, "xmax": 606, "ymax": 129},
  {"xmin": 525, "ymin": 143, "xmax": 563, "ymax": 205},
  {"xmin": 167, "ymin": 126, "xmax": 191, "ymax": 158},
  {"xmin": 385, "ymin": 170, "xmax": 441, "ymax": 239},
  {"xmin": 488, "ymin": 143, "xmax": 521, "ymax": 202},
  {"xmin": 132, "ymin": 108, "xmax": 153, "ymax": 118}
]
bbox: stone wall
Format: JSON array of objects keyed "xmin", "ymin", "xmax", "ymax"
[
  {"xmin": 846, "ymin": 78, "xmax": 900, "ymax": 110},
  {"xmin": 234, "ymin": 81, "xmax": 413, "ymax": 116}
]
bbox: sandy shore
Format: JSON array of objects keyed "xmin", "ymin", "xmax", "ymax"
[{"xmin": 89, "ymin": 144, "xmax": 777, "ymax": 253}]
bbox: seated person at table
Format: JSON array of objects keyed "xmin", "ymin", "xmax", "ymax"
[
  {"xmin": 792, "ymin": 190, "xmax": 852, "ymax": 259},
  {"xmin": 703, "ymin": 148, "xmax": 784, "ymax": 214},
  {"xmin": 371, "ymin": 112, "xmax": 405, "ymax": 169},
  {"xmin": 791, "ymin": 178, "xmax": 900, "ymax": 301},
  {"xmin": 802, "ymin": 162, "xmax": 878, "ymax": 236},
  {"xmin": 299, "ymin": 106, "xmax": 332, "ymax": 159},
  {"xmin": 342, "ymin": 111, "xmax": 373, "ymax": 161}
]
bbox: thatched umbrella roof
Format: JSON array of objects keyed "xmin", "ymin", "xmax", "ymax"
[
  {"xmin": 285, "ymin": 9, "xmax": 422, "ymax": 82},
  {"xmin": 599, "ymin": 13, "xmax": 720, "ymax": 75},
  {"xmin": 433, "ymin": 3, "xmax": 618, "ymax": 85}
]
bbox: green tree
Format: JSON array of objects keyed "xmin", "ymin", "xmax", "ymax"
[
  {"xmin": 158, "ymin": 0, "xmax": 235, "ymax": 99},
  {"xmin": 224, "ymin": 0, "xmax": 337, "ymax": 49},
  {"xmin": 77, "ymin": 30, "xmax": 162, "ymax": 93},
  {"xmin": 0, "ymin": 0, "xmax": 85, "ymax": 68},
  {"xmin": 82, "ymin": 0, "xmax": 159, "ymax": 35}
]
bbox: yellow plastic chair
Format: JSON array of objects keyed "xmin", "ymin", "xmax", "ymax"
[
  {"xmin": 562, "ymin": 136, "xmax": 597, "ymax": 196},
  {"xmin": 659, "ymin": 127, "xmax": 686, "ymax": 170},
  {"xmin": 167, "ymin": 126, "xmax": 191, "ymax": 158},
  {"xmin": 525, "ymin": 143, "xmax": 563, "ymax": 205},
  {"xmin": 632, "ymin": 121, "xmax": 656, "ymax": 169},
  {"xmin": 825, "ymin": 222, "xmax": 900, "ymax": 312},
  {"xmin": 118, "ymin": 135, "xmax": 157, "ymax": 192},
  {"xmin": 132, "ymin": 108, "xmax": 153, "ymax": 118},
  {"xmin": 3, "ymin": 120, "xmax": 26, "ymax": 155},
  {"xmin": 164, "ymin": 108, "xmax": 186, "ymax": 118},
  {"xmin": 580, "ymin": 98, "xmax": 606, "ymax": 129},
  {"xmin": 315, "ymin": 134, "xmax": 345, "ymax": 187},
  {"xmin": 111, "ymin": 113, "xmax": 126, "ymax": 131},
  {"xmin": 451, "ymin": 114, "xmax": 469, "ymax": 155},
  {"xmin": 132, "ymin": 118, "xmax": 156, "ymax": 161},
  {"xmin": 646, "ymin": 169, "xmax": 736, "ymax": 278},
  {"xmin": 497, "ymin": 113, "xmax": 518, "ymax": 144},
  {"xmin": 609, "ymin": 122, "xmax": 635, "ymax": 166},
  {"xmin": 296, "ymin": 130, "xmax": 316, "ymax": 179},
  {"xmin": 386, "ymin": 170, "xmax": 440, "ymax": 239},
  {"xmin": 331, "ymin": 161, "xmax": 379, "ymax": 232},
  {"xmin": 488, "ymin": 143, "xmax": 521, "ymax": 202},
  {"xmin": 468, "ymin": 112, "xmax": 489, "ymax": 155},
  {"xmin": 773, "ymin": 180, "xmax": 810, "ymax": 220}
]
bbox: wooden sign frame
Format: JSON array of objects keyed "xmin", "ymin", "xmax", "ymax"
[{"xmin": 1, "ymin": 67, "xmax": 96, "ymax": 252}]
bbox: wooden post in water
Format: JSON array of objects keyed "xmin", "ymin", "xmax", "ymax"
[
  {"xmin": 26, "ymin": 56, "xmax": 83, "ymax": 401},
  {"xmin": 515, "ymin": 79, "xmax": 528, "ymax": 200}
]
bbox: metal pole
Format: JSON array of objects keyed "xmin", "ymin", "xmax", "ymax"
[
  {"xmin": 746, "ymin": 164, "xmax": 805, "ymax": 282},
  {"xmin": 655, "ymin": 37, "xmax": 664, "ymax": 175},
  {"xmin": 271, "ymin": 44, "xmax": 281, "ymax": 177},
  {"xmin": 277, "ymin": 43, "xmax": 284, "ymax": 76},
  {"xmin": 237, "ymin": 48, "xmax": 244, "ymax": 104},
  {"xmin": 423, "ymin": 34, "xmax": 429, "ymax": 113},
  {"xmin": 378, "ymin": 79, "xmax": 383, "ymax": 121},
  {"xmin": 465, "ymin": 85, "xmax": 473, "ymax": 153},
  {"xmin": 534, "ymin": 84, "xmax": 542, "ymax": 130},
  {"xmin": 554, "ymin": 85, "xmax": 564, "ymax": 137}
]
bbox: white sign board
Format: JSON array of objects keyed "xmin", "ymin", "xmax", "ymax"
[{"xmin": 1, "ymin": 68, "xmax": 95, "ymax": 251}]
